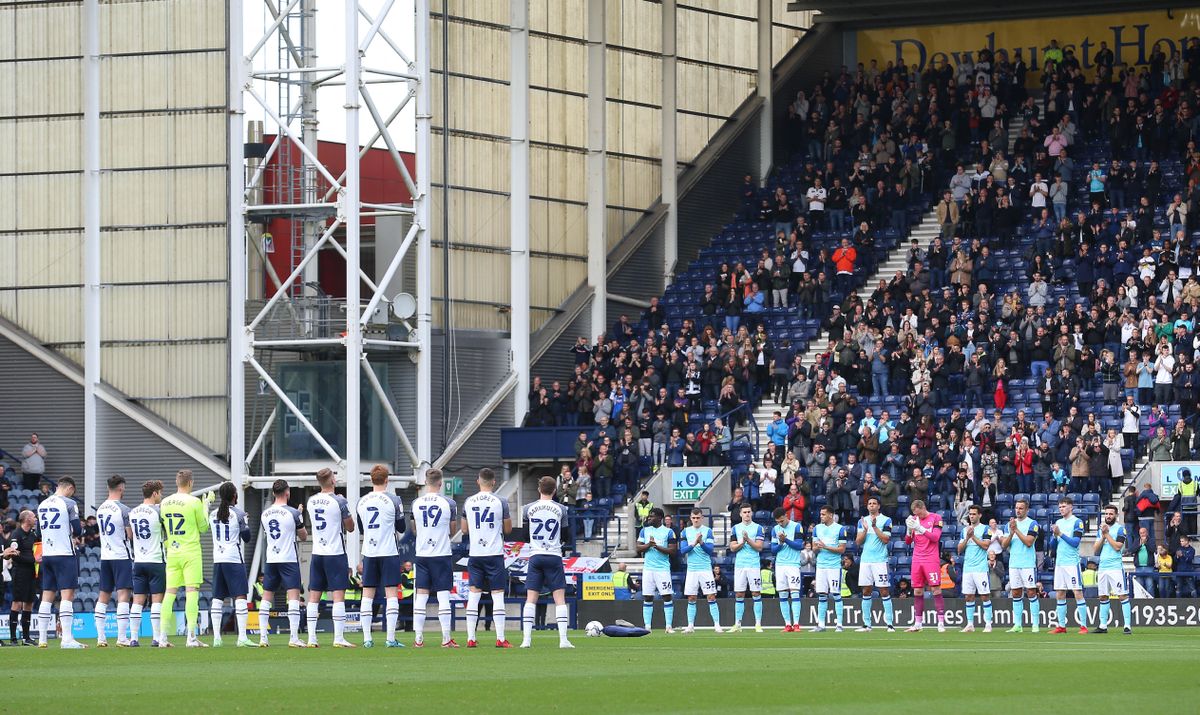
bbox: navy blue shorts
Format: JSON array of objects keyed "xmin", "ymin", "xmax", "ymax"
[
  {"xmin": 361, "ymin": 555, "xmax": 402, "ymax": 589},
  {"xmin": 308, "ymin": 553, "xmax": 350, "ymax": 592},
  {"xmin": 100, "ymin": 558, "xmax": 133, "ymax": 593},
  {"xmin": 131, "ymin": 562, "xmax": 166, "ymax": 596},
  {"xmin": 524, "ymin": 554, "xmax": 565, "ymax": 593},
  {"xmin": 41, "ymin": 555, "xmax": 79, "ymax": 592},
  {"xmin": 263, "ymin": 561, "xmax": 301, "ymax": 592},
  {"xmin": 415, "ymin": 556, "xmax": 453, "ymax": 592},
  {"xmin": 212, "ymin": 562, "xmax": 249, "ymax": 600},
  {"xmin": 468, "ymin": 555, "xmax": 507, "ymax": 591}
]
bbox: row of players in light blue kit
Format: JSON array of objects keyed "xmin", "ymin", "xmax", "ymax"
[
  {"xmin": 83, "ymin": 465, "xmax": 576, "ymax": 650},
  {"xmin": 636, "ymin": 496, "xmax": 1134, "ymax": 635}
]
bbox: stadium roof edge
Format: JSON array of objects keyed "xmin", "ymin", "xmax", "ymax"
[{"xmin": 787, "ymin": 1, "xmax": 1184, "ymax": 29}]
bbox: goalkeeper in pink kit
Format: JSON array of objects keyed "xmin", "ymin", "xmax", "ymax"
[{"xmin": 903, "ymin": 500, "xmax": 945, "ymax": 632}]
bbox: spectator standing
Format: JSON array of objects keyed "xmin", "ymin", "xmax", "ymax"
[{"xmin": 19, "ymin": 434, "xmax": 46, "ymax": 490}]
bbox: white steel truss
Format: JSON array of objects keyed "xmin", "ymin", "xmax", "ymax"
[{"xmin": 229, "ymin": 0, "xmax": 432, "ymax": 566}]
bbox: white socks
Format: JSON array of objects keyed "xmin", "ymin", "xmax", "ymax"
[
  {"xmin": 59, "ymin": 603, "xmax": 75, "ymax": 643},
  {"xmin": 94, "ymin": 602, "xmax": 108, "ymax": 641},
  {"xmin": 130, "ymin": 603, "xmax": 143, "ymax": 641},
  {"xmin": 307, "ymin": 602, "xmax": 320, "ymax": 644},
  {"xmin": 437, "ymin": 591, "xmax": 452, "ymax": 644},
  {"xmin": 37, "ymin": 602, "xmax": 52, "ymax": 645},
  {"xmin": 413, "ymin": 593, "xmax": 429, "ymax": 644},
  {"xmin": 386, "ymin": 597, "xmax": 399, "ymax": 642},
  {"xmin": 466, "ymin": 591, "xmax": 482, "ymax": 642},
  {"xmin": 522, "ymin": 602, "xmax": 535, "ymax": 645},
  {"xmin": 556, "ymin": 604, "xmax": 570, "ymax": 643},
  {"xmin": 286, "ymin": 600, "xmax": 301, "ymax": 641},
  {"xmin": 234, "ymin": 598, "xmax": 248, "ymax": 641},
  {"xmin": 360, "ymin": 597, "xmax": 374, "ymax": 643},
  {"xmin": 492, "ymin": 591, "xmax": 507, "ymax": 642},
  {"xmin": 332, "ymin": 601, "xmax": 346, "ymax": 642},
  {"xmin": 116, "ymin": 601, "xmax": 130, "ymax": 641},
  {"xmin": 259, "ymin": 602, "xmax": 270, "ymax": 642},
  {"xmin": 150, "ymin": 603, "xmax": 162, "ymax": 643},
  {"xmin": 210, "ymin": 599, "xmax": 224, "ymax": 639}
]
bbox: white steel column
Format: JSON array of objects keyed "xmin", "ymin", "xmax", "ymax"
[
  {"xmin": 509, "ymin": 0, "xmax": 531, "ymax": 425},
  {"xmin": 586, "ymin": 0, "xmax": 607, "ymax": 340},
  {"xmin": 757, "ymin": 0, "xmax": 773, "ymax": 180},
  {"xmin": 82, "ymin": 0, "xmax": 100, "ymax": 514},
  {"xmin": 229, "ymin": 0, "xmax": 248, "ymax": 505},
  {"xmin": 415, "ymin": 0, "xmax": 433, "ymax": 479},
  {"xmin": 344, "ymin": 0, "xmax": 363, "ymax": 563},
  {"xmin": 661, "ymin": 0, "xmax": 678, "ymax": 283},
  {"xmin": 301, "ymin": 0, "xmax": 321, "ymax": 299}
]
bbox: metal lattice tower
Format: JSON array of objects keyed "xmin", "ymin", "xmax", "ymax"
[{"xmin": 229, "ymin": 0, "xmax": 433, "ymax": 566}]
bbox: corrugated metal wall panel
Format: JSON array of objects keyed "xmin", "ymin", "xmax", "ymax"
[
  {"xmin": 14, "ymin": 173, "xmax": 82, "ymax": 231},
  {"xmin": 13, "ymin": 116, "xmax": 81, "ymax": 174},
  {"xmin": 11, "ymin": 3, "xmax": 80, "ymax": 59},
  {"xmin": 529, "ymin": 35, "xmax": 586, "ymax": 94},
  {"xmin": 102, "ymin": 226, "xmax": 227, "ymax": 283},
  {"xmin": 607, "ymin": 228, "xmax": 664, "ymax": 302},
  {"xmin": 9, "ymin": 289, "xmax": 83, "ymax": 346},
  {"xmin": 102, "ymin": 112, "xmax": 225, "ymax": 170},
  {"xmin": 0, "ymin": 334, "xmax": 84, "ymax": 479},
  {"xmin": 529, "ymin": 0, "xmax": 585, "ymax": 38},
  {"xmin": 532, "ymin": 305, "xmax": 590, "ymax": 384}
]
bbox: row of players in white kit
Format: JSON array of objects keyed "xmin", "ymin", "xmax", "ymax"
[
  {"xmin": 91, "ymin": 466, "xmax": 574, "ymax": 649},
  {"xmin": 245, "ymin": 467, "xmax": 574, "ymax": 649}
]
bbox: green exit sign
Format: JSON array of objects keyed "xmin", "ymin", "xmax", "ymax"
[{"xmin": 443, "ymin": 477, "xmax": 463, "ymax": 496}]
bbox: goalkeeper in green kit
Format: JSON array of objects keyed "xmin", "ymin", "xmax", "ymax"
[{"xmin": 159, "ymin": 469, "xmax": 211, "ymax": 647}]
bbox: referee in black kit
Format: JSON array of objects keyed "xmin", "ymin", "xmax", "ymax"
[{"xmin": 4, "ymin": 509, "xmax": 39, "ymax": 645}]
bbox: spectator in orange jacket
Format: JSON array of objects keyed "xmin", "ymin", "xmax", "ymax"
[{"xmin": 831, "ymin": 238, "xmax": 857, "ymax": 298}]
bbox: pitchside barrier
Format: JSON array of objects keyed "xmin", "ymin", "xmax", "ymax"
[{"xmin": 578, "ymin": 598, "xmax": 1200, "ymax": 629}]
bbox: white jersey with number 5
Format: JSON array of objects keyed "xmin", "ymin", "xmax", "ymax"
[
  {"xmin": 357, "ymin": 491, "xmax": 404, "ymax": 558},
  {"xmin": 523, "ymin": 500, "xmax": 566, "ymax": 557},
  {"xmin": 261, "ymin": 504, "xmax": 302, "ymax": 564},
  {"xmin": 128, "ymin": 504, "xmax": 165, "ymax": 564},
  {"xmin": 307, "ymin": 492, "xmax": 350, "ymax": 556},
  {"xmin": 211, "ymin": 506, "xmax": 249, "ymax": 564},
  {"xmin": 412, "ymin": 493, "xmax": 457, "ymax": 558},
  {"xmin": 464, "ymin": 492, "xmax": 510, "ymax": 557},
  {"xmin": 96, "ymin": 499, "xmax": 133, "ymax": 561}
]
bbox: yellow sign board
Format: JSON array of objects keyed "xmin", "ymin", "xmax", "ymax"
[
  {"xmin": 857, "ymin": 10, "xmax": 1200, "ymax": 83},
  {"xmin": 581, "ymin": 573, "xmax": 615, "ymax": 600}
]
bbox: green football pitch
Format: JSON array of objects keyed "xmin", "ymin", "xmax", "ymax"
[{"xmin": 7, "ymin": 629, "xmax": 1197, "ymax": 713}]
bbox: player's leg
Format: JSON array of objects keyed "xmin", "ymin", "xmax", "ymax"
[
  {"xmin": 521, "ymin": 590, "xmax": 538, "ymax": 648},
  {"xmin": 707, "ymin": 594, "xmax": 723, "ymax": 631},
  {"xmin": 1007, "ymin": 574, "xmax": 1025, "ymax": 632},
  {"xmin": 909, "ymin": 584, "xmax": 925, "ymax": 631},
  {"xmin": 1098, "ymin": 594, "xmax": 1110, "ymax": 631},
  {"xmin": 879, "ymin": 586, "xmax": 894, "ymax": 629},
  {"xmin": 1054, "ymin": 579, "xmax": 1069, "ymax": 632},
  {"xmin": 36, "ymin": 588, "xmax": 56, "ymax": 647},
  {"xmin": 661, "ymin": 577, "xmax": 675, "ymax": 634},
  {"xmin": 360, "ymin": 584, "xmax": 377, "ymax": 646},
  {"xmin": 183, "ymin": 552, "xmax": 204, "ymax": 645},
  {"xmin": 550, "ymin": 586, "xmax": 572, "ymax": 648},
  {"xmin": 285, "ymin": 585, "xmax": 302, "ymax": 646},
  {"xmin": 858, "ymin": 584, "xmax": 874, "ymax": 631},
  {"xmin": 490, "ymin": 589, "xmax": 508, "ymax": 645},
  {"xmin": 258, "ymin": 587, "xmax": 274, "ymax": 646},
  {"xmin": 778, "ymin": 587, "xmax": 793, "ymax": 628},
  {"xmin": 830, "ymin": 580, "xmax": 843, "ymax": 630},
  {"xmin": 930, "ymin": 582, "xmax": 945, "ymax": 630},
  {"xmin": 56, "ymin": 588, "xmax": 80, "ymax": 647},
  {"xmin": 95, "ymin": 586, "xmax": 111, "ymax": 646},
  {"xmin": 1072, "ymin": 587, "xmax": 1088, "ymax": 632},
  {"xmin": 412, "ymin": 558, "xmax": 431, "ymax": 645},
  {"xmin": 115, "ymin": 585, "xmax": 132, "ymax": 644},
  {"xmin": 813, "ymin": 570, "xmax": 828, "ymax": 631},
  {"xmin": 384, "ymin": 585, "xmax": 402, "ymax": 645},
  {"xmin": 750, "ymin": 571, "xmax": 763, "ymax": 630},
  {"xmin": 329, "ymin": 588, "xmax": 347, "ymax": 646},
  {"xmin": 964, "ymin": 593, "xmax": 976, "ymax": 631},
  {"xmin": 684, "ymin": 571, "xmax": 699, "ymax": 630},
  {"xmin": 162, "ymin": 554, "xmax": 181, "ymax": 643},
  {"xmin": 466, "ymin": 587, "xmax": 483, "ymax": 644},
  {"xmin": 7, "ymin": 599, "xmax": 19, "ymax": 645},
  {"xmin": 1025, "ymin": 586, "xmax": 1041, "ymax": 632},
  {"xmin": 305, "ymin": 559, "xmax": 325, "ymax": 646},
  {"xmin": 432, "ymin": 559, "xmax": 455, "ymax": 646}
]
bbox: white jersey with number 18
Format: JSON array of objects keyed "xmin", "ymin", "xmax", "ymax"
[{"xmin": 128, "ymin": 503, "xmax": 165, "ymax": 564}]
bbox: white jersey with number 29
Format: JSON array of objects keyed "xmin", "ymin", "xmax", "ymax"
[{"xmin": 523, "ymin": 500, "xmax": 566, "ymax": 557}]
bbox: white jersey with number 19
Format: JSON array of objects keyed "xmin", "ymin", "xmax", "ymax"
[{"xmin": 412, "ymin": 493, "xmax": 457, "ymax": 558}]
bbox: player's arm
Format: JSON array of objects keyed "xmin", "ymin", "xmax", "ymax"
[
  {"xmin": 656, "ymin": 531, "xmax": 677, "ymax": 555},
  {"xmin": 957, "ymin": 529, "xmax": 970, "ymax": 554},
  {"xmin": 447, "ymin": 501, "xmax": 460, "ymax": 539},
  {"xmin": 728, "ymin": 528, "xmax": 743, "ymax": 553},
  {"xmin": 393, "ymin": 496, "xmax": 407, "ymax": 535},
  {"xmin": 925, "ymin": 519, "xmax": 943, "ymax": 542},
  {"xmin": 770, "ymin": 527, "xmax": 784, "ymax": 554},
  {"xmin": 1058, "ymin": 520, "xmax": 1083, "ymax": 549},
  {"xmin": 635, "ymin": 528, "xmax": 653, "ymax": 555},
  {"xmin": 341, "ymin": 500, "xmax": 355, "ymax": 533},
  {"xmin": 193, "ymin": 498, "xmax": 210, "ymax": 535},
  {"xmin": 1013, "ymin": 522, "xmax": 1036, "ymax": 547},
  {"xmin": 679, "ymin": 532, "xmax": 694, "ymax": 556},
  {"xmin": 459, "ymin": 511, "xmax": 470, "ymax": 536},
  {"xmin": 873, "ymin": 518, "xmax": 891, "ymax": 543},
  {"xmin": 501, "ymin": 500, "xmax": 512, "ymax": 535},
  {"xmin": 855, "ymin": 519, "xmax": 867, "ymax": 546},
  {"xmin": 827, "ymin": 528, "xmax": 847, "ymax": 555},
  {"xmin": 783, "ymin": 527, "xmax": 805, "ymax": 551},
  {"xmin": 294, "ymin": 510, "xmax": 308, "ymax": 542},
  {"xmin": 238, "ymin": 512, "xmax": 251, "ymax": 543},
  {"xmin": 68, "ymin": 502, "xmax": 83, "ymax": 539},
  {"xmin": 748, "ymin": 527, "xmax": 765, "ymax": 552}
]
